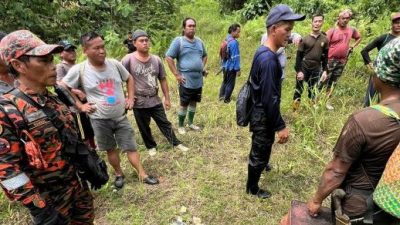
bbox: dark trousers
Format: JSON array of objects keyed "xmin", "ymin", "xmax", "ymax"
[
  {"xmin": 133, "ymin": 104, "xmax": 181, "ymax": 149},
  {"xmin": 363, "ymin": 76, "xmax": 378, "ymax": 107},
  {"xmin": 219, "ymin": 69, "xmax": 237, "ymax": 102},
  {"xmin": 247, "ymin": 108, "xmax": 275, "ymax": 192},
  {"xmin": 293, "ymin": 68, "xmax": 321, "ymax": 101}
]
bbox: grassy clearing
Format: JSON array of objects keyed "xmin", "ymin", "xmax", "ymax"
[{"xmin": 0, "ymin": 0, "xmax": 373, "ymax": 224}]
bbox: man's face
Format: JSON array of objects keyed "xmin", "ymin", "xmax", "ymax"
[
  {"xmin": 272, "ymin": 21, "xmax": 294, "ymax": 48},
  {"xmin": 128, "ymin": 34, "xmax": 133, "ymax": 39},
  {"xmin": 134, "ymin": 36, "xmax": 150, "ymax": 53},
  {"xmin": 312, "ymin": 16, "xmax": 324, "ymax": 32},
  {"xmin": 392, "ymin": 18, "xmax": 400, "ymax": 34},
  {"xmin": 83, "ymin": 37, "xmax": 106, "ymax": 64},
  {"xmin": 338, "ymin": 14, "xmax": 351, "ymax": 27},
  {"xmin": 60, "ymin": 48, "xmax": 76, "ymax": 63},
  {"xmin": 184, "ymin": 19, "xmax": 196, "ymax": 38},
  {"xmin": 15, "ymin": 55, "xmax": 57, "ymax": 87},
  {"xmin": 232, "ymin": 27, "xmax": 241, "ymax": 39}
]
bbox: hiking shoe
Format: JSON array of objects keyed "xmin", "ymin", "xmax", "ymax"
[
  {"xmin": 142, "ymin": 175, "xmax": 159, "ymax": 185},
  {"xmin": 188, "ymin": 124, "xmax": 201, "ymax": 131},
  {"xmin": 175, "ymin": 144, "xmax": 189, "ymax": 152},
  {"xmin": 292, "ymin": 99, "xmax": 300, "ymax": 111},
  {"xmin": 114, "ymin": 175, "xmax": 125, "ymax": 189},
  {"xmin": 326, "ymin": 103, "xmax": 334, "ymax": 110},
  {"xmin": 148, "ymin": 148, "xmax": 157, "ymax": 156},
  {"xmin": 178, "ymin": 127, "xmax": 186, "ymax": 135}
]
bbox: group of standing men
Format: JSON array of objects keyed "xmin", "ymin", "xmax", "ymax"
[
  {"xmin": 0, "ymin": 14, "xmax": 210, "ymax": 224},
  {"xmin": 0, "ymin": 4, "xmax": 399, "ymax": 225}
]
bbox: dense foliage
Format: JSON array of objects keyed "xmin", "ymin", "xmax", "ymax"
[{"xmin": 0, "ymin": 0, "xmax": 179, "ymax": 56}]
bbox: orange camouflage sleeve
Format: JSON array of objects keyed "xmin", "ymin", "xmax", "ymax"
[{"xmin": 0, "ymin": 108, "xmax": 45, "ymax": 207}]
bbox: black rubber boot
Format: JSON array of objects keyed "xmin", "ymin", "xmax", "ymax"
[{"xmin": 246, "ymin": 165, "xmax": 271, "ymax": 199}]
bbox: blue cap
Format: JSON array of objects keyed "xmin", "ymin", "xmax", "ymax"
[{"xmin": 266, "ymin": 4, "xmax": 305, "ymax": 28}]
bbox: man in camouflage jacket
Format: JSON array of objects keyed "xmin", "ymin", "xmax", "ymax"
[{"xmin": 0, "ymin": 30, "xmax": 94, "ymax": 225}]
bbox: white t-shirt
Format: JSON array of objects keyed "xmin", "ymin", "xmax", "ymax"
[{"xmin": 62, "ymin": 58, "xmax": 130, "ymax": 119}]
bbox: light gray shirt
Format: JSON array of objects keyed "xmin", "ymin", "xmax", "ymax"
[{"xmin": 62, "ymin": 58, "xmax": 130, "ymax": 119}]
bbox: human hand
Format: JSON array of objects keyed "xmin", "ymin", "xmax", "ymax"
[
  {"xmin": 163, "ymin": 98, "xmax": 171, "ymax": 110},
  {"xmin": 307, "ymin": 198, "xmax": 322, "ymax": 217},
  {"xmin": 175, "ymin": 74, "xmax": 186, "ymax": 84},
  {"xmin": 72, "ymin": 89, "xmax": 86, "ymax": 101},
  {"xmin": 296, "ymin": 72, "xmax": 304, "ymax": 81},
  {"xmin": 125, "ymin": 98, "xmax": 134, "ymax": 110},
  {"xmin": 277, "ymin": 127, "xmax": 289, "ymax": 144},
  {"xmin": 79, "ymin": 102, "xmax": 96, "ymax": 114}
]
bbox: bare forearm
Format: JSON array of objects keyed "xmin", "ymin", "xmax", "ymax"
[
  {"xmin": 126, "ymin": 76, "xmax": 135, "ymax": 99},
  {"xmin": 165, "ymin": 57, "xmax": 179, "ymax": 76},
  {"xmin": 202, "ymin": 56, "xmax": 208, "ymax": 67},
  {"xmin": 160, "ymin": 79, "xmax": 170, "ymax": 101},
  {"xmin": 58, "ymin": 81, "xmax": 83, "ymax": 108}
]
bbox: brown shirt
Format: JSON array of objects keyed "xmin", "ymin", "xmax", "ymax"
[
  {"xmin": 56, "ymin": 61, "xmax": 74, "ymax": 81},
  {"xmin": 121, "ymin": 54, "xmax": 166, "ymax": 108},
  {"xmin": 333, "ymin": 100, "xmax": 400, "ymax": 216},
  {"xmin": 296, "ymin": 34, "xmax": 328, "ymax": 71}
]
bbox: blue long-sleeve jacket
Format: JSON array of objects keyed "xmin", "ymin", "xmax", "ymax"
[
  {"xmin": 250, "ymin": 46, "xmax": 285, "ymax": 131},
  {"xmin": 223, "ymin": 35, "xmax": 240, "ymax": 71}
]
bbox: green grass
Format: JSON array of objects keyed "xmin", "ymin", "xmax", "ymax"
[{"xmin": 0, "ymin": 0, "xmax": 379, "ymax": 224}]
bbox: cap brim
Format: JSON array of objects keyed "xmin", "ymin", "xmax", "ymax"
[
  {"xmin": 25, "ymin": 44, "xmax": 64, "ymax": 56},
  {"xmin": 283, "ymin": 14, "xmax": 306, "ymax": 22},
  {"xmin": 64, "ymin": 45, "xmax": 77, "ymax": 50}
]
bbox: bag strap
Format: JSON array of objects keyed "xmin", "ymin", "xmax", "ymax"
[{"xmin": 9, "ymin": 89, "xmax": 65, "ymax": 132}]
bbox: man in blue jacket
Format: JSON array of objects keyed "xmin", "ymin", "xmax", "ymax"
[
  {"xmin": 246, "ymin": 4, "xmax": 305, "ymax": 199},
  {"xmin": 219, "ymin": 23, "xmax": 241, "ymax": 103}
]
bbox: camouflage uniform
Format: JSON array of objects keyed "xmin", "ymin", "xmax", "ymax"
[{"xmin": 0, "ymin": 30, "xmax": 94, "ymax": 225}]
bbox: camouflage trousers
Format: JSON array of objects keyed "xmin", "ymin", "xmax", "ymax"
[
  {"xmin": 38, "ymin": 178, "xmax": 94, "ymax": 225},
  {"xmin": 326, "ymin": 59, "xmax": 345, "ymax": 88}
]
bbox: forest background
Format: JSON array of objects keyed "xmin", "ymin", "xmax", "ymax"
[{"xmin": 1, "ymin": 0, "xmax": 399, "ymax": 224}]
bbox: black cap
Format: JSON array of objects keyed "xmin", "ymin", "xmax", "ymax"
[{"xmin": 58, "ymin": 40, "xmax": 76, "ymax": 51}]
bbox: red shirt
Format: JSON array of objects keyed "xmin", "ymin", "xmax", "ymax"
[{"xmin": 327, "ymin": 26, "xmax": 361, "ymax": 63}]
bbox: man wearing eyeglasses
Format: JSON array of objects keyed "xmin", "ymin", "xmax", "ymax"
[
  {"xmin": 121, "ymin": 30, "xmax": 189, "ymax": 156},
  {"xmin": 323, "ymin": 9, "xmax": 362, "ymax": 110}
]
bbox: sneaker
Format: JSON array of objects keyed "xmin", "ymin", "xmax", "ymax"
[
  {"xmin": 142, "ymin": 175, "xmax": 159, "ymax": 185},
  {"xmin": 326, "ymin": 103, "xmax": 334, "ymax": 110},
  {"xmin": 178, "ymin": 127, "xmax": 186, "ymax": 135},
  {"xmin": 175, "ymin": 144, "xmax": 189, "ymax": 152},
  {"xmin": 114, "ymin": 175, "xmax": 125, "ymax": 189},
  {"xmin": 148, "ymin": 148, "xmax": 157, "ymax": 156},
  {"xmin": 188, "ymin": 124, "xmax": 201, "ymax": 131}
]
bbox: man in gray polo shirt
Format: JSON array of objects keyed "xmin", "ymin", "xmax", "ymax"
[
  {"xmin": 62, "ymin": 31, "xmax": 159, "ymax": 189},
  {"xmin": 166, "ymin": 17, "xmax": 208, "ymax": 135}
]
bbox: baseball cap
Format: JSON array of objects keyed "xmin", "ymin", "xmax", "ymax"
[
  {"xmin": 0, "ymin": 30, "xmax": 63, "ymax": 64},
  {"xmin": 374, "ymin": 38, "xmax": 400, "ymax": 87},
  {"xmin": 58, "ymin": 40, "xmax": 76, "ymax": 51},
  {"xmin": 266, "ymin": 4, "xmax": 305, "ymax": 28},
  {"xmin": 132, "ymin": 30, "xmax": 148, "ymax": 41},
  {"xmin": 392, "ymin": 12, "xmax": 400, "ymax": 21}
]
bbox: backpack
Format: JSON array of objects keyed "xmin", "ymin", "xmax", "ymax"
[
  {"xmin": 236, "ymin": 49, "xmax": 267, "ymax": 127},
  {"xmin": 219, "ymin": 38, "xmax": 234, "ymax": 61},
  {"xmin": 369, "ymin": 104, "xmax": 400, "ymax": 219}
]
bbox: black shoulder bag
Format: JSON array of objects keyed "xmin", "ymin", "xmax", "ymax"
[
  {"xmin": 236, "ymin": 50, "xmax": 268, "ymax": 127},
  {"xmin": 10, "ymin": 89, "xmax": 109, "ymax": 190}
]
